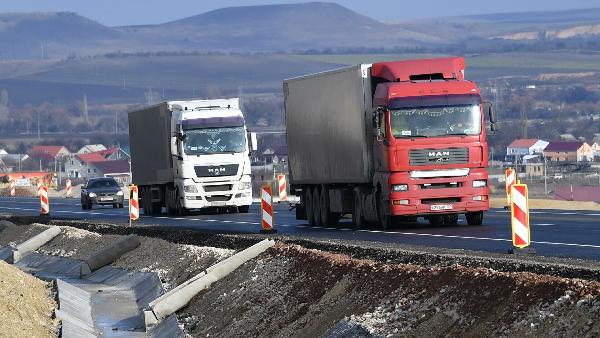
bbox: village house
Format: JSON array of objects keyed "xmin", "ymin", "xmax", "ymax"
[{"xmin": 543, "ymin": 141, "xmax": 594, "ymax": 162}]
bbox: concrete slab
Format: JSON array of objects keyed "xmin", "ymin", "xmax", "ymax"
[
  {"xmin": 0, "ymin": 247, "xmax": 14, "ymax": 263},
  {"xmin": 15, "ymin": 252, "xmax": 86, "ymax": 280}
]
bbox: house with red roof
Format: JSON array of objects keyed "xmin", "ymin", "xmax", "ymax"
[
  {"xmin": 544, "ymin": 141, "xmax": 593, "ymax": 162},
  {"xmin": 64, "ymin": 149, "xmax": 131, "ymax": 180}
]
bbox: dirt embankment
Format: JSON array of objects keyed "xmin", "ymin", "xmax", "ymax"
[
  {"xmin": 2, "ymin": 222, "xmax": 600, "ymax": 337},
  {"xmin": 0, "ymin": 261, "xmax": 57, "ymax": 338}
]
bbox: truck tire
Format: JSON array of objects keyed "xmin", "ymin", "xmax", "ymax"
[
  {"xmin": 352, "ymin": 190, "xmax": 365, "ymax": 229},
  {"xmin": 312, "ymin": 188, "xmax": 323, "ymax": 227},
  {"xmin": 305, "ymin": 188, "xmax": 315, "ymax": 226},
  {"xmin": 238, "ymin": 205, "xmax": 250, "ymax": 213},
  {"xmin": 466, "ymin": 211, "xmax": 484, "ymax": 226},
  {"xmin": 320, "ymin": 187, "xmax": 339, "ymax": 227},
  {"xmin": 377, "ymin": 191, "xmax": 393, "ymax": 230}
]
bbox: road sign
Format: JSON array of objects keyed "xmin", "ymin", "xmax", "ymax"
[
  {"xmin": 277, "ymin": 174, "xmax": 288, "ymax": 201},
  {"xmin": 510, "ymin": 184, "xmax": 530, "ymax": 249},
  {"xmin": 260, "ymin": 184, "xmax": 276, "ymax": 234}
]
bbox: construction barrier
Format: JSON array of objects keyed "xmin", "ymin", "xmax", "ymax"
[
  {"xmin": 9, "ymin": 180, "xmax": 15, "ymax": 197},
  {"xmin": 505, "ymin": 167, "xmax": 516, "ymax": 206},
  {"xmin": 277, "ymin": 174, "xmax": 288, "ymax": 201},
  {"xmin": 129, "ymin": 185, "xmax": 139, "ymax": 222},
  {"xmin": 260, "ymin": 184, "xmax": 276, "ymax": 234},
  {"xmin": 40, "ymin": 186, "xmax": 49, "ymax": 216},
  {"xmin": 510, "ymin": 184, "xmax": 532, "ymax": 251},
  {"xmin": 66, "ymin": 179, "xmax": 72, "ymax": 198},
  {"xmin": 37, "ymin": 179, "xmax": 42, "ymax": 197}
]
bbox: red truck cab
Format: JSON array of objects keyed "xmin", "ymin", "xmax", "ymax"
[{"xmin": 371, "ymin": 57, "xmax": 495, "ymax": 226}]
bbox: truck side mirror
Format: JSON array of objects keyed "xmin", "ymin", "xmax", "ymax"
[
  {"xmin": 248, "ymin": 132, "xmax": 258, "ymax": 153},
  {"xmin": 170, "ymin": 136, "xmax": 182, "ymax": 160},
  {"xmin": 483, "ymin": 100, "xmax": 496, "ymax": 123}
]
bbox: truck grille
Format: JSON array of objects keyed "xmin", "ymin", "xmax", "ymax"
[
  {"xmin": 206, "ymin": 195, "xmax": 231, "ymax": 202},
  {"xmin": 194, "ymin": 164, "xmax": 238, "ymax": 177},
  {"xmin": 410, "ymin": 148, "xmax": 468, "ymax": 166},
  {"xmin": 204, "ymin": 184, "xmax": 232, "ymax": 192},
  {"xmin": 420, "ymin": 182, "xmax": 462, "ymax": 190}
]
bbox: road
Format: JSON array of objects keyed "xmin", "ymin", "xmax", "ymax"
[{"xmin": 1, "ymin": 196, "xmax": 600, "ymax": 260}]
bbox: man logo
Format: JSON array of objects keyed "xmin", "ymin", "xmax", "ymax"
[{"xmin": 428, "ymin": 151, "xmax": 450, "ymax": 157}]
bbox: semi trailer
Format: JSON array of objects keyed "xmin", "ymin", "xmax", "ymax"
[
  {"xmin": 284, "ymin": 57, "xmax": 496, "ymax": 229},
  {"xmin": 128, "ymin": 98, "xmax": 257, "ymax": 215}
]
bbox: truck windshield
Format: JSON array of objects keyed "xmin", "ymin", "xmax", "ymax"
[
  {"xmin": 390, "ymin": 105, "xmax": 481, "ymax": 138},
  {"xmin": 183, "ymin": 126, "xmax": 246, "ymax": 155}
]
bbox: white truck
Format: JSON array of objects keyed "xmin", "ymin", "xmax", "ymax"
[{"xmin": 128, "ymin": 98, "xmax": 256, "ymax": 215}]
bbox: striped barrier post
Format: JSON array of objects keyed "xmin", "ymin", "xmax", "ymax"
[
  {"xmin": 509, "ymin": 183, "xmax": 535, "ymax": 254},
  {"xmin": 129, "ymin": 185, "xmax": 139, "ymax": 225},
  {"xmin": 37, "ymin": 179, "xmax": 42, "ymax": 197},
  {"xmin": 40, "ymin": 186, "xmax": 50, "ymax": 216},
  {"xmin": 505, "ymin": 167, "xmax": 516, "ymax": 208},
  {"xmin": 9, "ymin": 180, "xmax": 15, "ymax": 197},
  {"xmin": 277, "ymin": 174, "xmax": 288, "ymax": 202},
  {"xmin": 66, "ymin": 179, "xmax": 72, "ymax": 198},
  {"xmin": 260, "ymin": 184, "xmax": 276, "ymax": 234}
]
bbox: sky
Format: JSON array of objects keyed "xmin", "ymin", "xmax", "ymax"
[{"xmin": 0, "ymin": 0, "xmax": 598, "ymax": 26}]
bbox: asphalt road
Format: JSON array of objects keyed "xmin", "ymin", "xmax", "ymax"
[{"xmin": 1, "ymin": 196, "xmax": 600, "ymax": 260}]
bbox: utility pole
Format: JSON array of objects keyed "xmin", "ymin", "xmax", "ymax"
[{"xmin": 37, "ymin": 111, "xmax": 41, "ymax": 140}]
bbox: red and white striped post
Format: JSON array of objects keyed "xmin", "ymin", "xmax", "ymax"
[
  {"xmin": 40, "ymin": 185, "xmax": 50, "ymax": 216},
  {"xmin": 9, "ymin": 180, "xmax": 15, "ymax": 197},
  {"xmin": 65, "ymin": 179, "xmax": 72, "ymax": 198},
  {"xmin": 260, "ymin": 184, "xmax": 277, "ymax": 234},
  {"xmin": 129, "ymin": 185, "xmax": 139, "ymax": 224},
  {"xmin": 277, "ymin": 174, "xmax": 288, "ymax": 202},
  {"xmin": 505, "ymin": 167, "xmax": 516, "ymax": 208},
  {"xmin": 509, "ymin": 183, "xmax": 535, "ymax": 254}
]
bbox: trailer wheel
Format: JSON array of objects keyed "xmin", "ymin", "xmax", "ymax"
[
  {"xmin": 352, "ymin": 190, "xmax": 365, "ymax": 229},
  {"xmin": 305, "ymin": 187, "xmax": 315, "ymax": 226},
  {"xmin": 466, "ymin": 211, "xmax": 484, "ymax": 226},
  {"xmin": 312, "ymin": 188, "xmax": 322, "ymax": 226},
  {"xmin": 320, "ymin": 187, "xmax": 339, "ymax": 227}
]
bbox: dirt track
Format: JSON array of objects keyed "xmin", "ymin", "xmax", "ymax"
[{"xmin": 2, "ymin": 221, "xmax": 600, "ymax": 337}]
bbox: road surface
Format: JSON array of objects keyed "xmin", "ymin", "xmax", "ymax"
[{"xmin": 1, "ymin": 196, "xmax": 599, "ymax": 260}]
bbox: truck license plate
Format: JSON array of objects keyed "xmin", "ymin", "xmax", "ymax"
[
  {"xmin": 211, "ymin": 201, "xmax": 226, "ymax": 207},
  {"xmin": 430, "ymin": 204, "xmax": 453, "ymax": 211}
]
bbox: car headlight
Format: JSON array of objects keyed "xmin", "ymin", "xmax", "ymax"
[
  {"xmin": 184, "ymin": 185, "xmax": 198, "ymax": 193},
  {"xmin": 116, "ymin": 191, "xmax": 124, "ymax": 196},
  {"xmin": 473, "ymin": 180, "xmax": 487, "ymax": 188},
  {"xmin": 239, "ymin": 182, "xmax": 252, "ymax": 190},
  {"xmin": 88, "ymin": 192, "xmax": 97, "ymax": 198},
  {"xmin": 392, "ymin": 184, "xmax": 408, "ymax": 192}
]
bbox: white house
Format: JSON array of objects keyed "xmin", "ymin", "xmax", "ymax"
[
  {"xmin": 77, "ymin": 144, "xmax": 107, "ymax": 154},
  {"xmin": 506, "ymin": 139, "xmax": 549, "ymax": 163}
]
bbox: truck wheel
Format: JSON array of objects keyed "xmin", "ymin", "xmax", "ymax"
[
  {"xmin": 443, "ymin": 214, "xmax": 459, "ymax": 226},
  {"xmin": 466, "ymin": 212, "xmax": 484, "ymax": 226},
  {"xmin": 238, "ymin": 205, "xmax": 250, "ymax": 213},
  {"xmin": 319, "ymin": 187, "xmax": 339, "ymax": 227},
  {"xmin": 352, "ymin": 190, "xmax": 365, "ymax": 229},
  {"xmin": 312, "ymin": 188, "xmax": 322, "ymax": 227},
  {"xmin": 305, "ymin": 188, "xmax": 315, "ymax": 226},
  {"xmin": 428, "ymin": 215, "xmax": 444, "ymax": 226},
  {"xmin": 377, "ymin": 191, "xmax": 393, "ymax": 230}
]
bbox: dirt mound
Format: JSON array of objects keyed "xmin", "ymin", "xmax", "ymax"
[
  {"xmin": 0, "ymin": 261, "xmax": 57, "ymax": 338},
  {"xmin": 179, "ymin": 244, "xmax": 600, "ymax": 338}
]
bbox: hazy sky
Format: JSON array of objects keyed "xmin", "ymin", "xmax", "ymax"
[{"xmin": 0, "ymin": 0, "xmax": 598, "ymax": 26}]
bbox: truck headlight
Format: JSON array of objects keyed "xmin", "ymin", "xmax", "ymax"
[
  {"xmin": 116, "ymin": 191, "xmax": 124, "ymax": 196},
  {"xmin": 472, "ymin": 180, "xmax": 487, "ymax": 188},
  {"xmin": 88, "ymin": 192, "xmax": 97, "ymax": 198},
  {"xmin": 392, "ymin": 184, "xmax": 408, "ymax": 192},
  {"xmin": 184, "ymin": 185, "xmax": 198, "ymax": 193},
  {"xmin": 239, "ymin": 182, "xmax": 252, "ymax": 190}
]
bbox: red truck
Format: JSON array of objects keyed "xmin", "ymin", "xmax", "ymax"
[{"xmin": 283, "ymin": 57, "xmax": 496, "ymax": 229}]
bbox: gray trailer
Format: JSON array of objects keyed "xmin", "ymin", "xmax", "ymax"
[
  {"xmin": 284, "ymin": 64, "xmax": 373, "ymax": 185},
  {"xmin": 128, "ymin": 103, "xmax": 174, "ymax": 186}
]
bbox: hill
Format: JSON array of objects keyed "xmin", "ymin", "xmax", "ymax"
[{"xmin": 119, "ymin": 2, "xmax": 441, "ymax": 51}]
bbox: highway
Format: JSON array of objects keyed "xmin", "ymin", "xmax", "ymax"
[{"xmin": 1, "ymin": 196, "xmax": 600, "ymax": 260}]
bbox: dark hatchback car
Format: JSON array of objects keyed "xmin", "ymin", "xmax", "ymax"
[{"xmin": 81, "ymin": 177, "xmax": 124, "ymax": 209}]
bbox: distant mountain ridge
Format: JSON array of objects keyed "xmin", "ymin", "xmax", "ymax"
[{"xmin": 0, "ymin": 3, "xmax": 599, "ymax": 59}]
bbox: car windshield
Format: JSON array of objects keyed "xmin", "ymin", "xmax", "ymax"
[
  {"xmin": 390, "ymin": 105, "xmax": 481, "ymax": 138},
  {"xmin": 183, "ymin": 126, "xmax": 246, "ymax": 155},
  {"xmin": 88, "ymin": 180, "xmax": 118, "ymax": 189}
]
